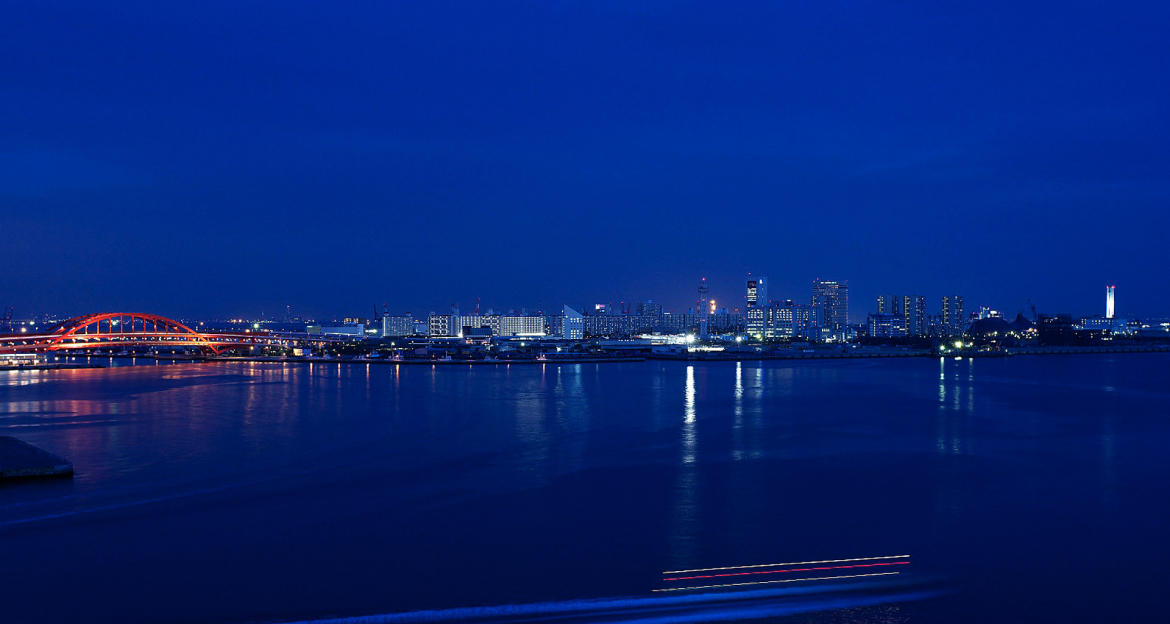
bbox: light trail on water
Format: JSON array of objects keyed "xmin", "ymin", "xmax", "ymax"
[
  {"xmin": 664, "ymin": 554, "xmax": 909, "ymax": 575},
  {"xmin": 666, "ymin": 561, "xmax": 909, "ymax": 581}
]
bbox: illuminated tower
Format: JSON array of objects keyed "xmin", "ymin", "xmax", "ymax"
[
  {"xmin": 745, "ymin": 275, "xmax": 768, "ymax": 308},
  {"xmin": 697, "ymin": 278, "xmax": 709, "ymax": 319},
  {"xmin": 1106, "ymin": 285, "xmax": 1115, "ymax": 319}
]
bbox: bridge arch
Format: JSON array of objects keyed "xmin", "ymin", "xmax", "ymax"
[{"xmin": 45, "ymin": 312, "xmax": 224, "ymax": 355}]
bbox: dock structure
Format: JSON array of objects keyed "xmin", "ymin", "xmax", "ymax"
[{"xmin": 0, "ymin": 437, "xmax": 74, "ymax": 479}]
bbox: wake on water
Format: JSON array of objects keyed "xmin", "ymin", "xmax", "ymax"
[{"xmin": 271, "ymin": 578, "xmax": 945, "ymax": 624}]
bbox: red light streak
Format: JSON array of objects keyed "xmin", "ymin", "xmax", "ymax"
[
  {"xmin": 664, "ymin": 554, "xmax": 909, "ymax": 575},
  {"xmin": 665, "ymin": 560, "xmax": 908, "ymax": 581},
  {"xmin": 652, "ymin": 571, "xmax": 901, "ymax": 592}
]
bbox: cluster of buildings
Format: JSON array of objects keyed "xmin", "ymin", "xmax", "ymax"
[
  {"xmin": 307, "ymin": 276, "xmax": 857, "ymax": 343},
  {"xmin": 865, "ymin": 294, "xmax": 966, "ymax": 338},
  {"xmin": 302, "ymin": 278, "xmax": 1144, "ymax": 349}
]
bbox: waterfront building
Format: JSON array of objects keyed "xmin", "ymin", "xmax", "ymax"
[
  {"xmin": 812, "ymin": 279, "xmax": 849, "ymax": 340},
  {"xmin": 867, "ymin": 313, "xmax": 908, "ymax": 338},
  {"xmin": 428, "ymin": 314, "xmax": 458, "ymax": 337},
  {"xmin": 563, "ymin": 305, "xmax": 584, "ymax": 340},
  {"xmin": 380, "ymin": 315, "xmax": 415, "ymax": 338},
  {"xmin": 499, "ymin": 315, "xmax": 546, "ymax": 337},
  {"xmin": 458, "ymin": 314, "xmax": 501, "ymax": 336},
  {"xmin": 584, "ymin": 313, "xmax": 641, "ymax": 338},
  {"xmin": 1106, "ymin": 285, "xmax": 1116, "ymax": 319}
]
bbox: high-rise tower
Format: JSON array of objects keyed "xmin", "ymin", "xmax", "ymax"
[
  {"xmin": 812, "ymin": 279, "xmax": 849, "ymax": 339},
  {"xmin": 745, "ymin": 275, "xmax": 767, "ymax": 309},
  {"xmin": 1106, "ymin": 285, "xmax": 1115, "ymax": 319},
  {"xmin": 697, "ymin": 278, "xmax": 710, "ymax": 319}
]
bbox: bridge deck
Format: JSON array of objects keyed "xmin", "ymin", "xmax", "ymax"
[{"xmin": 0, "ymin": 437, "xmax": 74, "ymax": 479}]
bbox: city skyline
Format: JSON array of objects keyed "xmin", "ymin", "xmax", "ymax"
[{"xmin": 4, "ymin": 275, "xmax": 1136, "ymax": 326}]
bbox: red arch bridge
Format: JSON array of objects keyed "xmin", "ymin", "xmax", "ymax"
[{"xmin": 0, "ymin": 312, "xmax": 344, "ymax": 356}]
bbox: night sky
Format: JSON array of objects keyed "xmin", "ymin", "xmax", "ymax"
[{"xmin": 3, "ymin": 1, "xmax": 1168, "ymax": 321}]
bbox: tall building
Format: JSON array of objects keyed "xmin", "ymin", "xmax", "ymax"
[
  {"xmin": 812, "ymin": 279, "xmax": 849, "ymax": 339},
  {"xmin": 903, "ymin": 295, "xmax": 926, "ymax": 336},
  {"xmin": 1106, "ymin": 285, "xmax": 1115, "ymax": 319},
  {"xmin": 746, "ymin": 276, "xmax": 768, "ymax": 309},
  {"xmin": 941, "ymin": 295, "xmax": 965, "ymax": 336},
  {"xmin": 876, "ymin": 294, "xmax": 902, "ymax": 316},
  {"xmin": 697, "ymin": 278, "xmax": 710, "ymax": 320}
]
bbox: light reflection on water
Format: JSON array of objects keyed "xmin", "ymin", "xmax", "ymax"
[{"xmin": 0, "ymin": 356, "xmax": 1168, "ymax": 624}]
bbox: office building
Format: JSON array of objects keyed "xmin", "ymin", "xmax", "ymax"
[
  {"xmin": 867, "ymin": 313, "xmax": 908, "ymax": 338},
  {"xmin": 812, "ymin": 279, "xmax": 849, "ymax": 339},
  {"xmin": 563, "ymin": 305, "xmax": 584, "ymax": 340},
  {"xmin": 745, "ymin": 307, "xmax": 766, "ymax": 338},
  {"xmin": 746, "ymin": 276, "xmax": 768, "ymax": 309},
  {"xmin": 380, "ymin": 315, "xmax": 415, "ymax": 338}
]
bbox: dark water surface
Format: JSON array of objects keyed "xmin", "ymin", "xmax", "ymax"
[{"xmin": 2, "ymin": 356, "xmax": 1168, "ymax": 623}]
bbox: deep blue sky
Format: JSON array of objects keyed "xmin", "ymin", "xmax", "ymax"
[{"xmin": 3, "ymin": 1, "xmax": 1168, "ymax": 321}]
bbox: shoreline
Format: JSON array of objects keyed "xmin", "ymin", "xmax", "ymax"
[{"xmin": 11, "ymin": 344, "xmax": 1164, "ymax": 370}]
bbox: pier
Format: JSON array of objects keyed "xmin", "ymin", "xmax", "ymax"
[{"xmin": 0, "ymin": 437, "xmax": 74, "ymax": 479}]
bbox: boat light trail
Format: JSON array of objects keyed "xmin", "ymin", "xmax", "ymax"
[
  {"xmin": 666, "ymin": 561, "xmax": 909, "ymax": 581},
  {"xmin": 664, "ymin": 554, "xmax": 909, "ymax": 575},
  {"xmin": 652, "ymin": 571, "xmax": 901, "ymax": 592}
]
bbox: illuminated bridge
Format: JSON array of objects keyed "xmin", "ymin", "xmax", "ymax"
[{"xmin": 0, "ymin": 312, "xmax": 336, "ymax": 356}]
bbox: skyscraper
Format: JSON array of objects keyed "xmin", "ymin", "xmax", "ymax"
[
  {"xmin": 903, "ymin": 295, "xmax": 927, "ymax": 337},
  {"xmin": 1106, "ymin": 285, "xmax": 1115, "ymax": 319},
  {"xmin": 812, "ymin": 279, "xmax": 849, "ymax": 339},
  {"xmin": 697, "ymin": 278, "xmax": 710, "ymax": 320},
  {"xmin": 942, "ymin": 295, "xmax": 965, "ymax": 336},
  {"xmin": 877, "ymin": 294, "xmax": 903, "ymax": 316},
  {"xmin": 745, "ymin": 276, "xmax": 768, "ymax": 309}
]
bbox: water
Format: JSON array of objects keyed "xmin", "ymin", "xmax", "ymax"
[{"xmin": 1, "ymin": 356, "xmax": 1168, "ymax": 623}]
